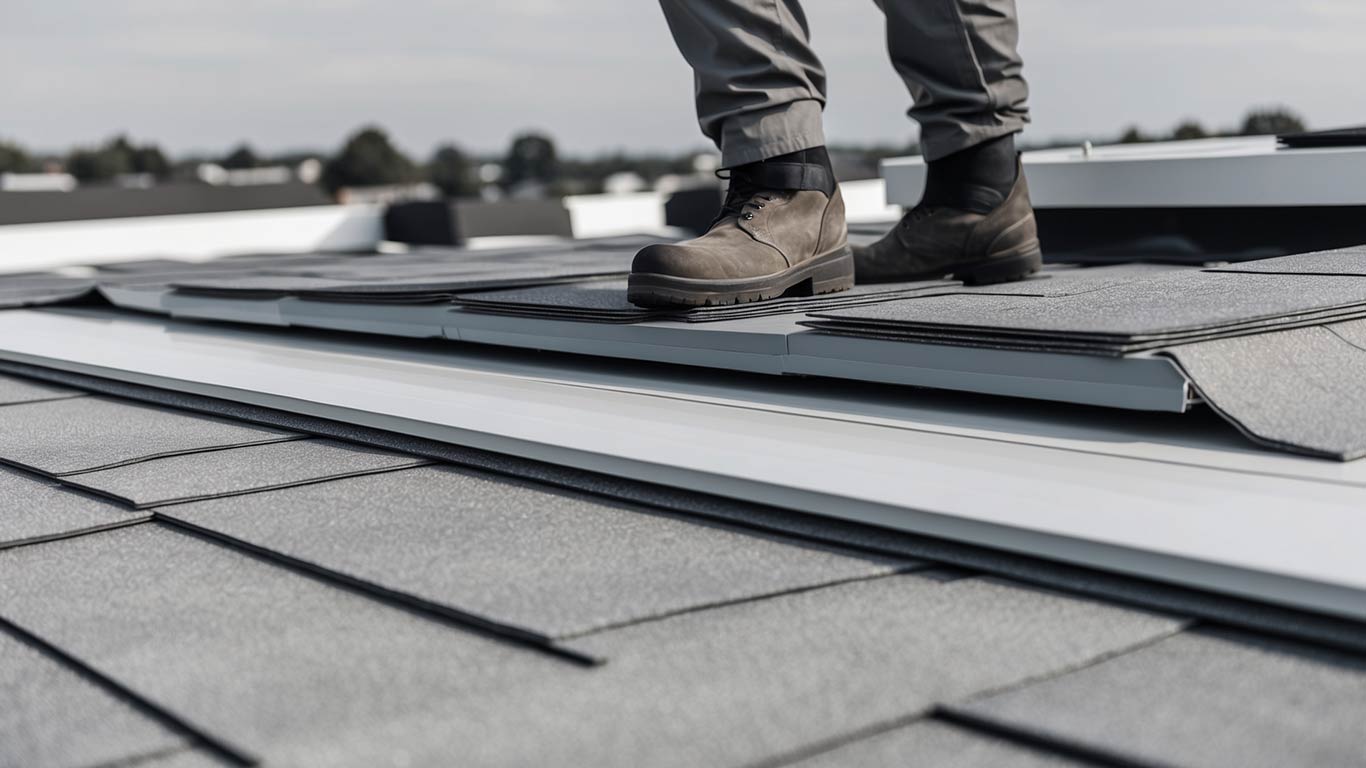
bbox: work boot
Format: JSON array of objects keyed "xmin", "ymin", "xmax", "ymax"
[
  {"xmin": 628, "ymin": 147, "xmax": 853, "ymax": 308},
  {"xmin": 855, "ymin": 137, "xmax": 1042, "ymax": 286}
]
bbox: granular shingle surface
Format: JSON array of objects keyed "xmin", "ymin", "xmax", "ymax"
[
  {"xmin": 0, "ymin": 526, "xmax": 1187, "ymax": 768},
  {"xmin": 0, "ymin": 465, "xmax": 147, "ymax": 547},
  {"xmin": 788, "ymin": 720, "xmax": 1087, "ymax": 767},
  {"xmin": 0, "ymin": 626, "xmax": 187, "ymax": 768},
  {"xmin": 0, "ymin": 396, "xmax": 301, "ymax": 475},
  {"xmin": 811, "ymin": 271, "xmax": 1366, "ymax": 340},
  {"xmin": 0, "ymin": 524, "xmax": 570, "ymax": 767},
  {"xmin": 61, "ymin": 438, "xmax": 430, "ymax": 507},
  {"xmin": 0, "ymin": 372, "xmax": 84, "ymax": 406},
  {"xmin": 1206, "ymin": 245, "xmax": 1366, "ymax": 276},
  {"xmin": 1166, "ymin": 325, "xmax": 1366, "ymax": 459},
  {"xmin": 958, "ymin": 630, "xmax": 1366, "ymax": 768},
  {"xmin": 159, "ymin": 465, "xmax": 909, "ymax": 637}
]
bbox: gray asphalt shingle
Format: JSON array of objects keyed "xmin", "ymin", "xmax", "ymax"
[
  {"xmin": 0, "ymin": 526, "xmax": 1185, "ymax": 768},
  {"xmin": 1166, "ymin": 325, "xmax": 1366, "ymax": 459},
  {"xmin": 0, "ymin": 626, "xmax": 187, "ymax": 768},
  {"xmin": 807, "ymin": 271, "xmax": 1366, "ymax": 355},
  {"xmin": 159, "ymin": 465, "xmax": 908, "ymax": 637},
  {"xmin": 60, "ymin": 438, "xmax": 431, "ymax": 508},
  {"xmin": 788, "ymin": 720, "xmax": 1087, "ymax": 768},
  {"xmin": 0, "ymin": 524, "xmax": 569, "ymax": 767},
  {"xmin": 1206, "ymin": 245, "xmax": 1366, "ymax": 277},
  {"xmin": 0, "ymin": 465, "xmax": 147, "ymax": 548},
  {"xmin": 0, "ymin": 396, "xmax": 301, "ymax": 476},
  {"xmin": 957, "ymin": 630, "xmax": 1366, "ymax": 768},
  {"xmin": 0, "ymin": 372, "xmax": 85, "ymax": 406}
]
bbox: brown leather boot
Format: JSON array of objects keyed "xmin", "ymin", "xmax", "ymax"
[
  {"xmin": 854, "ymin": 159, "xmax": 1042, "ymax": 285},
  {"xmin": 628, "ymin": 158, "xmax": 853, "ymax": 308}
]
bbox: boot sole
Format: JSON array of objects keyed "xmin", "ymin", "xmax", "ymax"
[
  {"xmin": 627, "ymin": 246, "xmax": 855, "ymax": 308},
  {"xmin": 956, "ymin": 240, "xmax": 1044, "ymax": 286},
  {"xmin": 860, "ymin": 239, "xmax": 1043, "ymax": 287}
]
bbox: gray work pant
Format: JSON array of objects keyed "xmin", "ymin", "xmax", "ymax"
[{"xmin": 658, "ymin": 0, "xmax": 1029, "ymax": 167}]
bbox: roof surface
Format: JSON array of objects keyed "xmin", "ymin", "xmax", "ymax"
[{"xmin": 2, "ymin": 369, "xmax": 1365, "ymax": 767}]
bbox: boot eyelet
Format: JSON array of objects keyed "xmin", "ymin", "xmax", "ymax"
[{"xmin": 742, "ymin": 212, "xmax": 754, "ymax": 220}]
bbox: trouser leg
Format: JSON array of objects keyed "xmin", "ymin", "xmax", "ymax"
[
  {"xmin": 872, "ymin": 0, "xmax": 1029, "ymax": 161},
  {"xmin": 657, "ymin": 0, "xmax": 828, "ymax": 168}
]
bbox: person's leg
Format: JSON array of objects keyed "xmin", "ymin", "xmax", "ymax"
[
  {"xmin": 657, "ymin": 0, "xmax": 828, "ymax": 167},
  {"xmin": 630, "ymin": 0, "xmax": 853, "ymax": 308},
  {"xmin": 874, "ymin": 0, "xmax": 1029, "ymax": 163},
  {"xmin": 855, "ymin": 0, "xmax": 1041, "ymax": 286}
]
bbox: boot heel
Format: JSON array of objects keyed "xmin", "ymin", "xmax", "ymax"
[
  {"xmin": 809, "ymin": 247, "xmax": 856, "ymax": 295},
  {"xmin": 955, "ymin": 244, "xmax": 1042, "ymax": 286}
]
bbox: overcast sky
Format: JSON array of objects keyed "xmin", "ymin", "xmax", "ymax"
[{"xmin": 4, "ymin": 0, "xmax": 1364, "ymax": 158}]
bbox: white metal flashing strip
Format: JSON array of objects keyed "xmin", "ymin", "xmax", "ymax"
[
  {"xmin": 0, "ymin": 204, "xmax": 384, "ymax": 274},
  {"xmin": 883, "ymin": 136, "xmax": 1366, "ymax": 208},
  {"xmin": 2, "ymin": 309, "xmax": 1365, "ymax": 622}
]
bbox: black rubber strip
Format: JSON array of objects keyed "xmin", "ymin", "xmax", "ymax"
[{"xmin": 932, "ymin": 707, "xmax": 1164, "ymax": 768}]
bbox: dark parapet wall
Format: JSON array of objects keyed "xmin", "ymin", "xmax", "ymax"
[
  {"xmin": 0, "ymin": 183, "xmax": 333, "ymax": 226},
  {"xmin": 1037, "ymin": 206, "xmax": 1366, "ymax": 264}
]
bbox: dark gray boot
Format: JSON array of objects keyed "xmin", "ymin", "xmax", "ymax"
[
  {"xmin": 628, "ymin": 156, "xmax": 852, "ymax": 308},
  {"xmin": 855, "ymin": 159, "xmax": 1042, "ymax": 285}
]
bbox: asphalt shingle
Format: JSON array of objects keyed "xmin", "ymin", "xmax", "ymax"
[
  {"xmin": 787, "ymin": 720, "xmax": 1087, "ymax": 768},
  {"xmin": 0, "ymin": 396, "xmax": 301, "ymax": 476},
  {"xmin": 1166, "ymin": 325, "xmax": 1366, "ymax": 459},
  {"xmin": 1205, "ymin": 245, "xmax": 1366, "ymax": 277},
  {"xmin": 0, "ymin": 372, "xmax": 85, "ymax": 406},
  {"xmin": 60, "ymin": 438, "xmax": 431, "ymax": 508},
  {"xmin": 0, "ymin": 527, "xmax": 1185, "ymax": 768},
  {"xmin": 0, "ymin": 465, "xmax": 147, "ymax": 548},
  {"xmin": 159, "ymin": 465, "xmax": 908, "ymax": 637},
  {"xmin": 957, "ymin": 629, "xmax": 1366, "ymax": 768},
  {"xmin": 0, "ymin": 625, "xmax": 187, "ymax": 768}
]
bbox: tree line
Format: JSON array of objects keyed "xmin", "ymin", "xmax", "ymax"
[{"xmin": 0, "ymin": 106, "xmax": 1311, "ymax": 198}]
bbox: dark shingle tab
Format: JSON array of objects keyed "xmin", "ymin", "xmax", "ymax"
[
  {"xmin": 0, "ymin": 527, "xmax": 1183, "ymax": 767},
  {"xmin": 0, "ymin": 625, "xmax": 187, "ymax": 767},
  {"xmin": 0, "ymin": 372, "xmax": 85, "ymax": 406},
  {"xmin": 0, "ymin": 524, "xmax": 578, "ymax": 766},
  {"xmin": 0, "ymin": 396, "xmax": 300, "ymax": 476},
  {"xmin": 1166, "ymin": 323, "xmax": 1366, "ymax": 459},
  {"xmin": 60, "ymin": 438, "xmax": 430, "ymax": 508},
  {"xmin": 956, "ymin": 629, "xmax": 1366, "ymax": 768},
  {"xmin": 0, "ymin": 465, "xmax": 147, "ymax": 548},
  {"xmin": 159, "ymin": 466, "xmax": 907, "ymax": 637},
  {"xmin": 787, "ymin": 720, "xmax": 1086, "ymax": 767}
]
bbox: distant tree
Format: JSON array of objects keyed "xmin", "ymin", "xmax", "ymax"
[
  {"xmin": 0, "ymin": 140, "xmax": 34, "ymax": 173},
  {"xmin": 1170, "ymin": 120, "xmax": 1209, "ymax": 141},
  {"xmin": 1118, "ymin": 125, "xmax": 1150, "ymax": 144},
  {"xmin": 426, "ymin": 144, "xmax": 478, "ymax": 198},
  {"xmin": 66, "ymin": 139, "xmax": 132, "ymax": 182},
  {"xmin": 321, "ymin": 126, "xmax": 417, "ymax": 193},
  {"xmin": 64, "ymin": 135, "xmax": 170, "ymax": 181},
  {"xmin": 221, "ymin": 144, "xmax": 260, "ymax": 169},
  {"xmin": 131, "ymin": 144, "xmax": 170, "ymax": 178},
  {"xmin": 501, "ymin": 132, "xmax": 558, "ymax": 190},
  {"xmin": 1239, "ymin": 107, "xmax": 1307, "ymax": 136}
]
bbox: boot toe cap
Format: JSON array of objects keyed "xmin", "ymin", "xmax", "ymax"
[{"xmin": 632, "ymin": 243, "xmax": 731, "ymax": 280}]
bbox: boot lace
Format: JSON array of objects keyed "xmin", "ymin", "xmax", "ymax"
[{"xmin": 712, "ymin": 169, "xmax": 777, "ymax": 227}]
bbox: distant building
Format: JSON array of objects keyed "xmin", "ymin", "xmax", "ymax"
[{"xmin": 0, "ymin": 173, "xmax": 77, "ymax": 192}]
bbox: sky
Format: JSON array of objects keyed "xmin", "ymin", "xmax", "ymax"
[{"xmin": 4, "ymin": 0, "xmax": 1365, "ymax": 159}]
